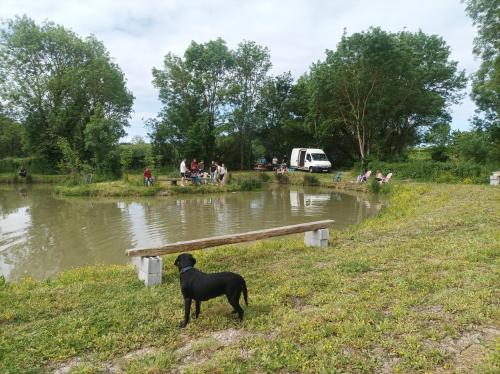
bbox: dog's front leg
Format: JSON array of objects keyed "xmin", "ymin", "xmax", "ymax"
[
  {"xmin": 180, "ymin": 298, "xmax": 192, "ymax": 328},
  {"xmin": 195, "ymin": 300, "xmax": 201, "ymax": 319}
]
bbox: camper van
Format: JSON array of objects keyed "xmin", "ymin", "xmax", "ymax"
[{"xmin": 290, "ymin": 148, "xmax": 331, "ymax": 172}]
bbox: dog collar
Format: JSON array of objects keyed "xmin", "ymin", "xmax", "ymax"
[{"xmin": 180, "ymin": 266, "xmax": 194, "ymax": 274}]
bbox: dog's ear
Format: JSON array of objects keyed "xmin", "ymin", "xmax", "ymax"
[
  {"xmin": 174, "ymin": 256, "xmax": 180, "ymax": 266},
  {"xmin": 189, "ymin": 255, "xmax": 196, "ymax": 266}
]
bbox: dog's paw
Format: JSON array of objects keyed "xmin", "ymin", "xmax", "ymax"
[{"xmin": 179, "ymin": 321, "xmax": 188, "ymax": 328}]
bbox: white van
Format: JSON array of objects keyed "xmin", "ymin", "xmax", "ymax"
[{"xmin": 290, "ymin": 148, "xmax": 331, "ymax": 173}]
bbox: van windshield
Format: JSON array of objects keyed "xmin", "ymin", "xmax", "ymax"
[{"xmin": 312, "ymin": 153, "xmax": 328, "ymax": 161}]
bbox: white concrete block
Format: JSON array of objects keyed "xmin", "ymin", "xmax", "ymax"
[
  {"xmin": 141, "ymin": 256, "xmax": 163, "ymax": 274},
  {"xmin": 490, "ymin": 175, "xmax": 499, "ymax": 186},
  {"xmin": 132, "ymin": 256, "xmax": 163, "ymax": 286},
  {"xmin": 143, "ymin": 273, "xmax": 162, "ymax": 287},
  {"xmin": 304, "ymin": 229, "xmax": 329, "ymax": 247}
]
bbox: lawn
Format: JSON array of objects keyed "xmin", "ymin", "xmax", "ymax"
[{"xmin": 0, "ymin": 183, "xmax": 498, "ymax": 373}]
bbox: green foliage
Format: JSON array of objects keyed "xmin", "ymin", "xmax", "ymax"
[
  {"xmin": 367, "ymin": 159, "xmax": 491, "ymax": 184},
  {"xmin": 151, "ymin": 38, "xmax": 233, "ymax": 164},
  {"xmin": 452, "ymin": 129, "xmax": 495, "ymax": 163},
  {"xmin": 430, "ymin": 145, "xmax": 450, "ymax": 162},
  {"xmin": 234, "ymin": 177, "xmax": 262, "ymax": 191},
  {"xmin": 258, "ymin": 172, "xmax": 271, "ymax": 182},
  {"xmin": 0, "ymin": 115, "xmax": 25, "ymax": 158},
  {"xmin": 370, "ymin": 178, "xmax": 393, "ymax": 194},
  {"xmin": 302, "ymin": 174, "xmax": 320, "ymax": 186},
  {"xmin": 464, "ymin": 0, "xmax": 499, "ymax": 126},
  {"xmin": 0, "ymin": 16, "xmax": 133, "ymax": 169}
]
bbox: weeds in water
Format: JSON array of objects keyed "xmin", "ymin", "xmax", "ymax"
[
  {"xmin": 302, "ymin": 174, "xmax": 320, "ymax": 186},
  {"xmin": 275, "ymin": 173, "xmax": 289, "ymax": 184}
]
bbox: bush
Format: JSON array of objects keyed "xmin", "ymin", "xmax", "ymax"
[
  {"xmin": 236, "ymin": 178, "xmax": 262, "ymax": 191},
  {"xmin": 366, "ymin": 160, "xmax": 491, "ymax": 184},
  {"xmin": 370, "ymin": 178, "xmax": 392, "ymax": 194},
  {"xmin": 303, "ymin": 174, "xmax": 320, "ymax": 186},
  {"xmin": 275, "ymin": 173, "xmax": 289, "ymax": 184},
  {"xmin": 0, "ymin": 157, "xmax": 56, "ymax": 174},
  {"xmin": 259, "ymin": 172, "xmax": 271, "ymax": 182}
]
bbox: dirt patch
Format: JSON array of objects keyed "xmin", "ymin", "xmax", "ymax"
[
  {"xmin": 429, "ymin": 326, "xmax": 500, "ymax": 371},
  {"xmin": 211, "ymin": 328, "xmax": 254, "ymax": 346},
  {"xmin": 53, "ymin": 358, "xmax": 82, "ymax": 374}
]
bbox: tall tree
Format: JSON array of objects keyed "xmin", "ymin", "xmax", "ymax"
[
  {"xmin": 308, "ymin": 28, "xmax": 466, "ymax": 164},
  {"xmin": 0, "ymin": 16, "xmax": 133, "ymax": 168},
  {"xmin": 464, "ymin": 0, "xmax": 499, "ymax": 126},
  {"xmin": 228, "ymin": 41, "xmax": 272, "ymax": 169},
  {"xmin": 152, "ymin": 39, "xmax": 233, "ymax": 163}
]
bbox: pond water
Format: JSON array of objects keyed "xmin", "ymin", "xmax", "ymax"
[{"xmin": 0, "ymin": 185, "xmax": 384, "ymax": 281}]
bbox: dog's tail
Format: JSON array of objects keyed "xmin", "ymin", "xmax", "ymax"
[{"xmin": 242, "ymin": 279, "xmax": 248, "ymax": 306}]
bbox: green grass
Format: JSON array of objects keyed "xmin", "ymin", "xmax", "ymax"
[{"xmin": 1, "ymin": 183, "xmax": 499, "ymax": 372}]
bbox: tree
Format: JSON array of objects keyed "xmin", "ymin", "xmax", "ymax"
[
  {"xmin": 464, "ymin": 0, "xmax": 499, "ymax": 126},
  {"xmin": 152, "ymin": 39, "xmax": 233, "ymax": 163},
  {"xmin": 228, "ymin": 41, "xmax": 272, "ymax": 169},
  {"xmin": 84, "ymin": 104, "xmax": 125, "ymax": 173},
  {"xmin": 0, "ymin": 16, "xmax": 133, "ymax": 168},
  {"xmin": 308, "ymin": 28, "xmax": 466, "ymax": 165},
  {"xmin": 0, "ymin": 114, "xmax": 25, "ymax": 158}
]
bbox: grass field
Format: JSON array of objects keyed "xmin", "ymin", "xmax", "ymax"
[{"xmin": 1, "ymin": 183, "xmax": 499, "ymax": 373}]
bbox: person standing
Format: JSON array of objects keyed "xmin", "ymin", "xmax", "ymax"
[
  {"xmin": 180, "ymin": 159, "xmax": 187, "ymax": 185},
  {"xmin": 219, "ymin": 163, "xmax": 227, "ymax": 186},
  {"xmin": 210, "ymin": 161, "xmax": 218, "ymax": 184}
]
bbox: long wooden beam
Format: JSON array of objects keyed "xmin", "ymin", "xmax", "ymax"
[{"xmin": 126, "ymin": 219, "xmax": 334, "ymax": 257}]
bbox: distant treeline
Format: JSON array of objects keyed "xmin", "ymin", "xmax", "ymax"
[{"xmin": 0, "ymin": 0, "xmax": 498, "ymax": 176}]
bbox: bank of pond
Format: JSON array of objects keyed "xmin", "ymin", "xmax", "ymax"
[{"xmin": 1, "ymin": 171, "xmax": 372, "ymax": 197}]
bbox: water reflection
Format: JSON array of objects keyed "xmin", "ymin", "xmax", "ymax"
[{"xmin": 0, "ymin": 185, "xmax": 384, "ymax": 281}]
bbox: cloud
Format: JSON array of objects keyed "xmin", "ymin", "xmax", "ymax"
[{"xmin": 0, "ymin": 0, "xmax": 480, "ymax": 140}]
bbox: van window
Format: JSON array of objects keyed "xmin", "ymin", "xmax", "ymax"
[
  {"xmin": 306, "ymin": 154, "xmax": 311, "ymax": 161},
  {"xmin": 312, "ymin": 153, "xmax": 328, "ymax": 161}
]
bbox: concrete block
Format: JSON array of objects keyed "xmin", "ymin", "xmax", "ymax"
[
  {"xmin": 490, "ymin": 175, "xmax": 499, "ymax": 186},
  {"xmin": 141, "ymin": 256, "xmax": 163, "ymax": 274},
  {"xmin": 304, "ymin": 229, "xmax": 329, "ymax": 247},
  {"xmin": 132, "ymin": 256, "xmax": 163, "ymax": 287},
  {"xmin": 143, "ymin": 273, "xmax": 162, "ymax": 287}
]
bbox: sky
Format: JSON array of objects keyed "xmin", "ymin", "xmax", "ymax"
[{"xmin": 0, "ymin": 0, "xmax": 481, "ymax": 141}]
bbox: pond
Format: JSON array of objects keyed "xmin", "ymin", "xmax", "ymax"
[{"xmin": 0, "ymin": 185, "xmax": 384, "ymax": 281}]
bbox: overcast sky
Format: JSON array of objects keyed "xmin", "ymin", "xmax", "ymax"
[{"xmin": 1, "ymin": 0, "xmax": 480, "ymax": 141}]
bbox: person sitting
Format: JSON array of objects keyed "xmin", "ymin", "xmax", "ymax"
[
  {"xmin": 191, "ymin": 170, "xmax": 201, "ymax": 186},
  {"xmin": 259, "ymin": 156, "xmax": 267, "ymax": 167},
  {"xmin": 143, "ymin": 167, "xmax": 153, "ymax": 186},
  {"xmin": 358, "ymin": 170, "xmax": 372, "ymax": 183},
  {"xmin": 334, "ymin": 172, "xmax": 342, "ymax": 182},
  {"xmin": 375, "ymin": 170, "xmax": 384, "ymax": 184},
  {"xmin": 201, "ymin": 171, "xmax": 209, "ymax": 184},
  {"xmin": 276, "ymin": 163, "xmax": 288, "ymax": 174},
  {"xmin": 18, "ymin": 166, "xmax": 27, "ymax": 177},
  {"xmin": 383, "ymin": 172, "xmax": 393, "ymax": 183}
]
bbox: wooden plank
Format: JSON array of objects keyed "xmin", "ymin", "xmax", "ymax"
[{"xmin": 126, "ymin": 219, "xmax": 334, "ymax": 257}]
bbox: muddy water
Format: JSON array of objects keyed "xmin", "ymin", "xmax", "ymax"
[{"xmin": 0, "ymin": 185, "xmax": 384, "ymax": 281}]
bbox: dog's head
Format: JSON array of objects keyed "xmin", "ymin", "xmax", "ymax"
[{"xmin": 174, "ymin": 253, "xmax": 196, "ymax": 271}]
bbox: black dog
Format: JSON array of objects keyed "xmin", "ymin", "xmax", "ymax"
[{"xmin": 174, "ymin": 253, "xmax": 248, "ymax": 328}]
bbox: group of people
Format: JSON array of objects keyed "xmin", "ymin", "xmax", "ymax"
[
  {"xmin": 357, "ymin": 169, "xmax": 393, "ymax": 184},
  {"xmin": 258, "ymin": 155, "xmax": 288, "ymax": 173},
  {"xmin": 179, "ymin": 159, "xmax": 227, "ymax": 186}
]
